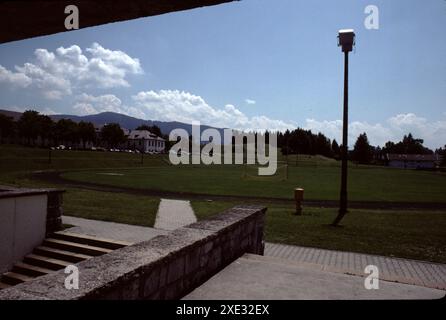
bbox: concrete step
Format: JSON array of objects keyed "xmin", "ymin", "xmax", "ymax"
[
  {"xmin": 1, "ymin": 272, "xmax": 34, "ymax": 285},
  {"xmin": 24, "ymin": 254, "xmax": 71, "ymax": 270},
  {"xmin": 43, "ymin": 238, "xmax": 112, "ymax": 256},
  {"xmin": 52, "ymin": 231, "xmax": 132, "ymax": 250},
  {"xmin": 33, "ymin": 246, "xmax": 92, "ymax": 263},
  {"xmin": 0, "ymin": 232, "xmax": 131, "ymax": 291},
  {"xmin": 12, "ymin": 262, "xmax": 53, "ymax": 277}
]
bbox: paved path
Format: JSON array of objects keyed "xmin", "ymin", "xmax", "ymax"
[
  {"xmin": 264, "ymin": 243, "xmax": 446, "ymax": 290},
  {"xmin": 185, "ymin": 254, "xmax": 445, "ymax": 300},
  {"xmin": 62, "ymin": 216, "xmax": 168, "ymax": 243},
  {"xmin": 62, "ymin": 216, "xmax": 446, "ymax": 291},
  {"xmin": 154, "ymin": 199, "xmax": 197, "ymax": 231}
]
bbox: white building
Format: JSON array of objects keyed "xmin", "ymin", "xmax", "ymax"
[
  {"xmin": 126, "ymin": 130, "xmax": 165, "ymax": 153},
  {"xmin": 386, "ymin": 154, "xmax": 441, "ymax": 169}
]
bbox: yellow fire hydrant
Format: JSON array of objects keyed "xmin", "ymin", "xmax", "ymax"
[{"xmin": 294, "ymin": 188, "xmax": 304, "ymax": 215}]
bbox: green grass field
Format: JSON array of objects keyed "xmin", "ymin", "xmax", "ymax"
[
  {"xmin": 1, "ymin": 144, "xmax": 445, "ymax": 263},
  {"xmin": 0, "ymin": 144, "xmax": 167, "ymax": 185},
  {"xmin": 192, "ymin": 200, "xmax": 446, "ymax": 263},
  {"xmin": 4, "ymin": 144, "xmax": 446, "ymax": 204},
  {"xmin": 63, "ymin": 189, "xmax": 159, "ymax": 227},
  {"xmin": 61, "ymin": 160, "xmax": 446, "ymax": 203}
]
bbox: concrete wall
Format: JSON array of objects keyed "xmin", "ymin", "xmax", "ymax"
[
  {"xmin": 0, "ymin": 193, "xmax": 48, "ymax": 273},
  {"xmin": 0, "ymin": 205, "xmax": 266, "ymax": 300}
]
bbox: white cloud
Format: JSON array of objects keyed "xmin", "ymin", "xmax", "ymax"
[
  {"xmin": 73, "ymin": 93, "xmax": 123, "ymax": 114},
  {"xmin": 0, "ymin": 65, "xmax": 32, "ymax": 88},
  {"xmin": 132, "ymin": 90, "xmax": 295, "ymax": 131},
  {"xmin": 245, "ymin": 99, "xmax": 256, "ymax": 105},
  {"xmin": 304, "ymin": 113, "xmax": 446, "ymax": 149},
  {"xmin": 72, "ymin": 93, "xmax": 145, "ymax": 119},
  {"xmin": 15, "ymin": 62, "xmax": 72, "ymax": 99},
  {"xmin": 0, "ymin": 43, "xmax": 142, "ymax": 100}
]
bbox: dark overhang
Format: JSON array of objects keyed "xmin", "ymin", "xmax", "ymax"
[{"xmin": 0, "ymin": 0, "xmax": 237, "ymax": 44}]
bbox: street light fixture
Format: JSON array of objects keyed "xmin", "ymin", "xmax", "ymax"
[
  {"xmin": 338, "ymin": 29, "xmax": 355, "ymax": 52},
  {"xmin": 332, "ymin": 29, "xmax": 355, "ymax": 226}
]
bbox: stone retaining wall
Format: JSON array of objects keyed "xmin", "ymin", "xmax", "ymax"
[{"xmin": 0, "ymin": 205, "xmax": 266, "ymax": 300}]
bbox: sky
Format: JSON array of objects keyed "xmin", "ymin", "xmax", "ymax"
[{"xmin": 0, "ymin": 0, "xmax": 445, "ymax": 148}]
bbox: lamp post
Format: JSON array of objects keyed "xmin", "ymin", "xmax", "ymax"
[{"xmin": 332, "ymin": 29, "xmax": 355, "ymax": 226}]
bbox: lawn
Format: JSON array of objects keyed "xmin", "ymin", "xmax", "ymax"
[
  {"xmin": 4, "ymin": 143, "xmax": 446, "ymax": 204},
  {"xmin": 1, "ymin": 144, "xmax": 445, "ymax": 263},
  {"xmin": 62, "ymin": 163, "xmax": 446, "ymax": 202},
  {"xmin": 63, "ymin": 188, "xmax": 159, "ymax": 227},
  {"xmin": 192, "ymin": 200, "xmax": 446, "ymax": 264},
  {"xmin": 0, "ymin": 144, "xmax": 168, "ymax": 184}
]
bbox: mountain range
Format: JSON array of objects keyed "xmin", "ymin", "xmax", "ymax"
[{"xmin": 0, "ymin": 109, "xmax": 223, "ymax": 136}]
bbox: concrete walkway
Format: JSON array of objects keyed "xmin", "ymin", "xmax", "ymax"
[
  {"xmin": 154, "ymin": 199, "xmax": 197, "ymax": 231},
  {"xmin": 184, "ymin": 254, "xmax": 445, "ymax": 300},
  {"xmin": 264, "ymin": 243, "xmax": 446, "ymax": 290},
  {"xmin": 62, "ymin": 216, "xmax": 168, "ymax": 243},
  {"xmin": 62, "ymin": 216, "xmax": 446, "ymax": 293}
]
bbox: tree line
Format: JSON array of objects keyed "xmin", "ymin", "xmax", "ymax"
[
  {"xmin": 0, "ymin": 110, "xmax": 164, "ymax": 149},
  {"xmin": 350, "ymin": 132, "xmax": 444, "ymax": 165},
  {"xmin": 277, "ymin": 129, "xmax": 443, "ymax": 165},
  {"xmin": 1, "ymin": 109, "xmax": 443, "ymax": 165},
  {"xmin": 0, "ymin": 110, "xmax": 97, "ymax": 148}
]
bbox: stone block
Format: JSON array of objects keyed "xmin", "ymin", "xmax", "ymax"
[
  {"xmin": 185, "ymin": 246, "xmax": 201, "ymax": 274},
  {"xmin": 142, "ymin": 267, "xmax": 160, "ymax": 297},
  {"xmin": 167, "ymin": 255, "xmax": 185, "ymax": 284}
]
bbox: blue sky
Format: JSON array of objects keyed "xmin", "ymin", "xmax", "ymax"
[{"xmin": 0, "ymin": 0, "xmax": 445, "ymax": 148}]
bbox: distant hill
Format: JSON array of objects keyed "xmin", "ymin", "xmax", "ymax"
[
  {"xmin": 0, "ymin": 109, "xmax": 224, "ymax": 137},
  {"xmin": 0, "ymin": 109, "xmax": 22, "ymax": 121}
]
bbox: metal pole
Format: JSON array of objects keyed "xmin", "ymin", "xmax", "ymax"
[{"xmin": 333, "ymin": 51, "xmax": 349, "ymax": 225}]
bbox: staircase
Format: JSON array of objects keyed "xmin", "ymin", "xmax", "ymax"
[{"xmin": 0, "ymin": 231, "xmax": 132, "ymax": 290}]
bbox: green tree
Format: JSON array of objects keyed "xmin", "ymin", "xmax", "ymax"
[
  {"xmin": 78, "ymin": 121, "xmax": 96, "ymax": 149},
  {"xmin": 38, "ymin": 115, "xmax": 54, "ymax": 147},
  {"xmin": 331, "ymin": 139, "xmax": 340, "ymax": 159},
  {"xmin": 0, "ymin": 114, "xmax": 15, "ymax": 143},
  {"xmin": 54, "ymin": 119, "xmax": 79, "ymax": 146},
  {"xmin": 383, "ymin": 133, "xmax": 432, "ymax": 154},
  {"xmin": 135, "ymin": 124, "xmax": 162, "ymax": 137},
  {"xmin": 17, "ymin": 110, "xmax": 41, "ymax": 145},
  {"xmin": 101, "ymin": 123, "xmax": 125, "ymax": 148},
  {"xmin": 352, "ymin": 133, "xmax": 373, "ymax": 164}
]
